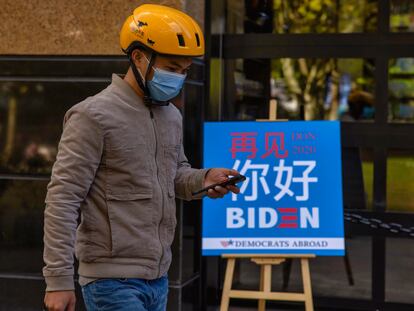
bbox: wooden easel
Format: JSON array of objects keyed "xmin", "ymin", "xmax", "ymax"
[
  {"xmin": 220, "ymin": 254, "xmax": 315, "ymax": 311},
  {"xmin": 220, "ymin": 101, "xmax": 315, "ymax": 310},
  {"xmin": 256, "ymin": 99, "xmax": 281, "ymax": 122}
]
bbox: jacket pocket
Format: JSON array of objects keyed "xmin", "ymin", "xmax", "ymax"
[
  {"xmin": 105, "ymin": 144, "xmax": 152, "ymax": 196},
  {"xmin": 106, "ymin": 191, "xmax": 159, "ymax": 259},
  {"xmin": 106, "ymin": 192, "xmax": 153, "ymax": 201}
]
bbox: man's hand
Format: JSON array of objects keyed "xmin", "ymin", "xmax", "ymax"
[
  {"xmin": 204, "ymin": 168, "xmax": 241, "ymax": 199},
  {"xmin": 44, "ymin": 291, "xmax": 76, "ymax": 311}
]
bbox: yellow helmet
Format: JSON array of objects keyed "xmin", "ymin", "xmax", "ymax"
[{"xmin": 120, "ymin": 4, "xmax": 205, "ymax": 57}]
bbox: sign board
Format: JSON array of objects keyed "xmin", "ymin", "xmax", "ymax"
[{"xmin": 202, "ymin": 121, "xmax": 344, "ymax": 256}]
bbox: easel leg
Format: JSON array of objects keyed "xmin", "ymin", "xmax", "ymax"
[
  {"xmin": 258, "ymin": 264, "xmax": 272, "ymax": 311},
  {"xmin": 282, "ymin": 258, "xmax": 293, "ymax": 290},
  {"xmin": 344, "ymin": 251, "xmax": 354, "ymax": 286},
  {"xmin": 220, "ymin": 258, "xmax": 235, "ymax": 311},
  {"xmin": 301, "ymin": 258, "xmax": 314, "ymax": 311}
]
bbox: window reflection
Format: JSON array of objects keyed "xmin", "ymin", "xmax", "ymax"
[
  {"xmin": 273, "ymin": 58, "xmax": 375, "ymax": 121},
  {"xmin": 390, "ymin": 0, "xmax": 414, "ymax": 32},
  {"xmin": 387, "ymin": 150, "xmax": 414, "ymax": 212},
  {"xmin": 0, "ymin": 58, "xmax": 128, "ymax": 77},
  {"xmin": 389, "ymin": 58, "xmax": 414, "ymax": 122},
  {"xmin": 222, "ymin": 58, "xmax": 375, "ymax": 121},
  {"xmin": 223, "ymin": 0, "xmax": 378, "ymax": 34},
  {"xmin": 0, "ymin": 180, "xmax": 48, "ymax": 274},
  {"xmin": 274, "ymin": 0, "xmax": 377, "ymax": 34},
  {"xmin": 343, "ymin": 148, "xmax": 373, "ymax": 210},
  {"xmin": 0, "ymin": 81, "xmax": 108, "ymax": 175}
]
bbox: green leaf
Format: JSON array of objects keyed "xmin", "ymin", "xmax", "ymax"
[{"xmin": 309, "ymin": 0, "xmax": 322, "ymax": 12}]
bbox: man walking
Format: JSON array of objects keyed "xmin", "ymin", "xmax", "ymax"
[{"xmin": 43, "ymin": 4, "xmax": 239, "ymax": 310}]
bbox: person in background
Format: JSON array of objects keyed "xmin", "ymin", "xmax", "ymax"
[{"xmin": 342, "ymin": 90, "xmax": 375, "ymax": 121}]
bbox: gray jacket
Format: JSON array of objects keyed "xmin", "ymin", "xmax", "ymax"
[{"xmin": 43, "ymin": 74, "xmax": 207, "ymax": 291}]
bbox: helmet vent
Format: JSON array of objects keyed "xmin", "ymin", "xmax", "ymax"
[
  {"xmin": 195, "ymin": 33, "xmax": 200, "ymax": 47},
  {"xmin": 177, "ymin": 34, "xmax": 186, "ymax": 47}
]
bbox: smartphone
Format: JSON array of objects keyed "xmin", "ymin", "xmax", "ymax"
[{"xmin": 192, "ymin": 174, "xmax": 246, "ymax": 196}]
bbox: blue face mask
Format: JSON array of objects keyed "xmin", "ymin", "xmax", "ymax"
[{"xmin": 142, "ymin": 56, "xmax": 187, "ymax": 102}]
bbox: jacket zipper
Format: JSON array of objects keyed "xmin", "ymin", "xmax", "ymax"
[{"xmin": 149, "ymin": 107, "xmax": 164, "ymax": 278}]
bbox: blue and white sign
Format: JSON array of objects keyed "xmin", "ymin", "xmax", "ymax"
[{"xmin": 202, "ymin": 121, "xmax": 344, "ymax": 256}]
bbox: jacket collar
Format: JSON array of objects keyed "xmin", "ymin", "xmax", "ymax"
[{"xmin": 110, "ymin": 74, "xmax": 147, "ymax": 110}]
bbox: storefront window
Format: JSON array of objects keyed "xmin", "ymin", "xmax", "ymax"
[
  {"xmin": 219, "ymin": 58, "xmax": 375, "ymax": 121},
  {"xmin": 272, "ymin": 58, "xmax": 375, "ymax": 121},
  {"xmin": 387, "ymin": 150, "xmax": 414, "ymax": 213},
  {"xmin": 389, "ymin": 58, "xmax": 414, "ymax": 122},
  {"xmin": 0, "ymin": 57, "xmax": 128, "ymax": 77},
  {"xmin": 390, "ymin": 0, "xmax": 414, "ymax": 32},
  {"xmin": 222, "ymin": 0, "xmax": 378, "ymax": 34},
  {"xmin": 273, "ymin": 0, "xmax": 378, "ymax": 34},
  {"xmin": 0, "ymin": 81, "xmax": 108, "ymax": 175},
  {"xmin": 343, "ymin": 148, "xmax": 374, "ymax": 210},
  {"xmin": 0, "ymin": 180, "xmax": 48, "ymax": 275}
]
